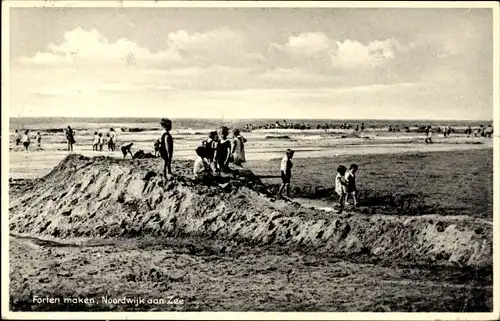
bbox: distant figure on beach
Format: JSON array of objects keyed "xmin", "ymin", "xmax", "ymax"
[
  {"xmin": 278, "ymin": 149, "xmax": 294, "ymax": 198},
  {"xmin": 153, "ymin": 139, "xmax": 161, "ymax": 157},
  {"xmin": 106, "ymin": 133, "xmax": 112, "ymax": 151},
  {"xmin": 109, "ymin": 128, "xmax": 117, "ymax": 151},
  {"xmin": 466, "ymin": 126, "xmax": 472, "ymax": 136},
  {"xmin": 425, "ymin": 126, "xmax": 433, "ymax": 144},
  {"xmin": 355, "ymin": 125, "xmax": 359, "ymax": 132},
  {"xmin": 35, "ymin": 132, "xmax": 42, "ymax": 149},
  {"xmin": 93, "ymin": 132, "xmax": 99, "ymax": 151},
  {"xmin": 361, "ymin": 123, "xmax": 365, "ymax": 131},
  {"xmin": 388, "ymin": 125, "xmax": 393, "ymax": 132},
  {"xmin": 22, "ymin": 130, "xmax": 31, "ymax": 154},
  {"xmin": 98, "ymin": 133, "xmax": 104, "ymax": 151},
  {"xmin": 485, "ymin": 125, "xmax": 493, "ymax": 138},
  {"xmin": 480, "ymin": 125, "xmax": 485, "ymax": 137},
  {"xmin": 231, "ymin": 129, "xmax": 247, "ymax": 166},
  {"xmin": 121, "ymin": 142, "xmax": 134, "ymax": 158},
  {"xmin": 14, "ymin": 130, "xmax": 21, "ymax": 146},
  {"xmin": 345, "ymin": 164, "xmax": 358, "ymax": 207},
  {"xmin": 159, "ymin": 118, "xmax": 174, "ymax": 180},
  {"xmin": 335, "ymin": 165, "xmax": 348, "ymax": 214},
  {"xmin": 65, "ymin": 126, "xmax": 75, "ymax": 152},
  {"xmin": 215, "ymin": 126, "xmax": 232, "ymax": 174},
  {"xmin": 474, "ymin": 127, "xmax": 480, "ymax": 137},
  {"xmin": 193, "ymin": 146, "xmax": 212, "ymax": 180}
]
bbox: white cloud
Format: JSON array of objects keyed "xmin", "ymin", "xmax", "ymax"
[
  {"xmin": 17, "ymin": 27, "xmax": 260, "ymax": 69},
  {"xmin": 330, "ymin": 38, "xmax": 407, "ymax": 70},
  {"xmin": 271, "ymin": 32, "xmax": 332, "ymax": 56}
]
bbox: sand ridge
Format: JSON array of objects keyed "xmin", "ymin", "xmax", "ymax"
[{"xmin": 8, "ymin": 154, "xmax": 491, "ymax": 269}]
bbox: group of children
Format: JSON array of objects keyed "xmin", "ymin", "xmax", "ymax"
[
  {"xmin": 277, "ymin": 148, "xmax": 359, "ymax": 213},
  {"xmin": 14, "ymin": 129, "xmax": 42, "ymax": 153},
  {"xmin": 192, "ymin": 126, "xmax": 247, "ymax": 179},
  {"xmin": 92, "ymin": 128, "xmax": 118, "ymax": 152}
]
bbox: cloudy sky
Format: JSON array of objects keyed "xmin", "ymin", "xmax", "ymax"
[{"xmin": 8, "ymin": 6, "xmax": 494, "ymax": 120}]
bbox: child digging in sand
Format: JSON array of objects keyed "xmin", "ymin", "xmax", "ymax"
[
  {"xmin": 121, "ymin": 142, "xmax": 134, "ymax": 158},
  {"xmin": 278, "ymin": 149, "xmax": 294, "ymax": 198},
  {"xmin": 345, "ymin": 164, "xmax": 358, "ymax": 207},
  {"xmin": 335, "ymin": 165, "xmax": 348, "ymax": 213},
  {"xmin": 193, "ymin": 146, "xmax": 212, "ymax": 181}
]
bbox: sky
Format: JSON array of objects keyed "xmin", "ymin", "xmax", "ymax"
[{"xmin": 8, "ymin": 6, "xmax": 495, "ymax": 120}]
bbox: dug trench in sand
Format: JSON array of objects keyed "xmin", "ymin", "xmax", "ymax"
[{"xmin": 9, "ymin": 154, "xmax": 492, "ymax": 268}]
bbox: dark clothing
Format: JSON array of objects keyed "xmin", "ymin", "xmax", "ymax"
[
  {"xmin": 66, "ymin": 129, "xmax": 75, "ymax": 144},
  {"xmin": 159, "ymin": 131, "xmax": 173, "ymax": 161},
  {"xmin": 281, "ymin": 171, "xmax": 291, "ymax": 184},
  {"xmin": 23, "ymin": 142, "xmax": 30, "ymax": 148},
  {"xmin": 216, "ymin": 140, "xmax": 231, "ymax": 171},
  {"xmin": 15, "ymin": 139, "xmax": 21, "ymax": 145},
  {"xmin": 202, "ymin": 139, "xmax": 217, "ymax": 161},
  {"xmin": 346, "ymin": 173, "xmax": 357, "ymax": 193}
]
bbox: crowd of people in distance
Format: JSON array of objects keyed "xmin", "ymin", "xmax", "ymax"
[
  {"xmin": 13, "ymin": 129, "xmax": 42, "ymax": 154},
  {"xmin": 243, "ymin": 121, "xmax": 360, "ymax": 132}
]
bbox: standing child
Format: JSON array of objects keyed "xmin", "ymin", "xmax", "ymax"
[
  {"xmin": 22, "ymin": 130, "xmax": 31, "ymax": 155},
  {"xmin": 106, "ymin": 133, "xmax": 112, "ymax": 151},
  {"xmin": 92, "ymin": 132, "xmax": 99, "ymax": 151},
  {"xmin": 425, "ymin": 126, "xmax": 433, "ymax": 144},
  {"xmin": 335, "ymin": 165, "xmax": 348, "ymax": 213},
  {"xmin": 109, "ymin": 128, "xmax": 117, "ymax": 151},
  {"xmin": 14, "ymin": 130, "xmax": 21, "ymax": 146},
  {"xmin": 65, "ymin": 126, "xmax": 75, "ymax": 152},
  {"xmin": 231, "ymin": 129, "xmax": 247, "ymax": 166},
  {"xmin": 345, "ymin": 164, "xmax": 358, "ymax": 207},
  {"xmin": 98, "ymin": 133, "xmax": 104, "ymax": 151},
  {"xmin": 214, "ymin": 126, "xmax": 231, "ymax": 174},
  {"xmin": 159, "ymin": 118, "xmax": 174, "ymax": 180},
  {"xmin": 35, "ymin": 132, "xmax": 42, "ymax": 149},
  {"xmin": 278, "ymin": 149, "xmax": 294, "ymax": 198},
  {"xmin": 153, "ymin": 139, "xmax": 161, "ymax": 157}
]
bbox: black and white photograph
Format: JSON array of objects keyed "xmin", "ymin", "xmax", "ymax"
[{"xmin": 2, "ymin": 1, "xmax": 499, "ymax": 319}]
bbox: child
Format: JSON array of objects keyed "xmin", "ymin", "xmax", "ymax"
[
  {"xmin": 278, "ymin": 149, "xmax": 294, "ymax": 198},
  {"xmin": 35, "ymin": 132, "xmax": 42, "ymax": 149},
  {"xmin": 193, "ymin": 146, "xmax": 212, "ymax": 180},
  {"xmin": 335, "ymin": 165, "xmax": 348, "ymax": 213},
  {"xmin": 22, "ymin": 130, "xmax": 31, "ymax": 154},
  {"xmin": 231, "ymin": 129, "xmax": 247, "ymax": 166},
  {"xmin": 345, "ymin": 164, "xmax": 358, "ymax": 207},
  {"xmin": 153, "ymin": 139, "xmax": 161, "ymax": 157},
  {"xmin": 14, "ymin": 130, "xmax": 21, "ymax": 146},
  {"xmin": 106, "ymin": 133, "xmax": 112, "ymax": 151},
  {"xmin": 202, "ymin": 131, "xmax": 218, "ymax": 172},
  {"xmin": 65, "ymin": 126, "xmax": 75, "ymax": 152},
  {"xmin": 109, "ymin": 128, "xmax": 117, "ymax": 151},
  {"xmin": 121, "ymin": 142, "xmax": 134, "ymax": 158},
  {"xmin": 159, "ymin": 118, "xmax": 174, "ymax": 180},
  {"xmin": 98, "ymin": 133, "xmax": 104, "ymax": 151},
  {"xmin": 214, "ymin": 126, "xmax": 231, "ymax": 174},
  {"xmin": 425, "ymin": 126, "xmax": 433, "ymax": 144},
  {"xmin": 93, "ymin": 132, "xmax": 99, "ymax": 151}
]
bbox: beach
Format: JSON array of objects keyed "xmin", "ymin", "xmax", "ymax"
[{"xmin": 8, "ymin": 118, "xmax": 494, "ymax": 312}]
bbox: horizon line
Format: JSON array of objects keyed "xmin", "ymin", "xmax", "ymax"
[{"xmin": 8, "ymin": 116, "xmax": 494, "ymax": 122}]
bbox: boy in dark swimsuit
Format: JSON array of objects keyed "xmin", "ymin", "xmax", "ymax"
[{"xmin": 159, "ymin": 118, "xmax": 174, "ymax": 180}]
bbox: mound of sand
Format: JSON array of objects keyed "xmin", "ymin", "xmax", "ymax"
[{"xmin": 9, "ymin": 154, "xmax": 491, "ymax": 268}]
